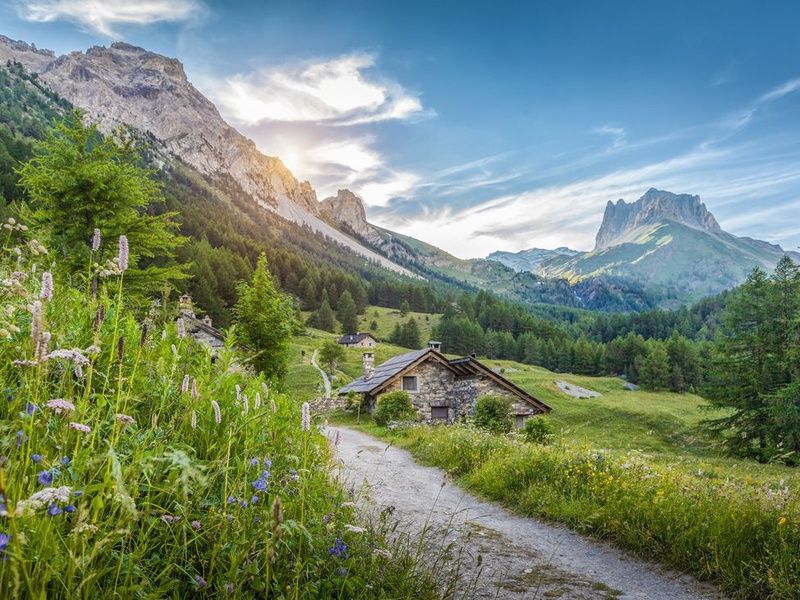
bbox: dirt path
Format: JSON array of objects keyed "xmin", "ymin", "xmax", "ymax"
[
  {"xmin": 329, "ymin": 426, "xmax": 725, "ymax": 600},
  {"xmin": 310, "ymin": 349, "xmax": 331, "ymax": 399}
]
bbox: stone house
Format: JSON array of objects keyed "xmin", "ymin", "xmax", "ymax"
[
  {"xmin": 177, "ymin": 295, "xmax": 226, "ymax": 357},
  {"xmin": 339, "ymin": 342, "xmax": 550, "ymax": 427},
  {"xmin": 337, "ymin": 332, "xmax": 378, "ymax": 348}
]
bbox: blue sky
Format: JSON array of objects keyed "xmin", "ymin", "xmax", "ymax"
[{"xmin": 3, "ymin": 0, "xmax": 800, "ymax": 257}]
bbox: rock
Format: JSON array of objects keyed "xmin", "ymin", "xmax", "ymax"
[
  {"xmin": 623, "ymin": 382, "xmax": 640, "ymax": 391},
  {"xmin": 556, "ymin": 380, "xmax": 601, "ymax": 399},
  {"xmin": 594, "ymin": 188, "xmax": 721, "ymax": 251}
]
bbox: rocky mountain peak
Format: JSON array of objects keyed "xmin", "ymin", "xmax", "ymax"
[
  {"xmin": 320, "ymin": 189, "xmax": 372, "ymax": 238},
  {"xmin": 594, "ymin": 188, "xmax": 721, "ymax": 251}
]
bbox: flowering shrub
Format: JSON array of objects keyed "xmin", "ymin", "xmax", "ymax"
[
  {"xmin": 0, "ymin": 220, "xmax": 439, "ymax": 598},
  {"xmin": 387, "ymin": 424, "xmax": 800, "ymax": 599}
]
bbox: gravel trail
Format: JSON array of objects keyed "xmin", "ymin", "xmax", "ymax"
[
  {"xmin": 310, "ymin": 349, "xmax": 331, "ymax": 399},
  {"xmin": 329, "ymin": 426, "xmax": 725, "ymax": 600}
]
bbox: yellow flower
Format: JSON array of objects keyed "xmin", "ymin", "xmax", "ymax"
[{"xmin": 778, "ymin": 516, "xmax": 787, "ymax": 526}]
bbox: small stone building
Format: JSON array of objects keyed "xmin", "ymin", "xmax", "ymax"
[
  {"xmin": 339, "ymin": 342, "xmax": 550, "ymax": 427},
  {"xmin": 337, "ymin": 332, "xmax": 378, "ymax": 348},
  {"xmin": 177, "ymin": 295, "xmax": 226, "ymax": 357}
]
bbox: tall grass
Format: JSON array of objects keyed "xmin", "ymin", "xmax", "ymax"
[
  {"xmin": 379, "ymin": 424, "xmax": 800, "ymax": 599},
  {"xmin": 0, "ymin": 222, "xmax": 441, "ymax": 598}
]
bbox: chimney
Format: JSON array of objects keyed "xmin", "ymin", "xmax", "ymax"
[
  {"xmin": 428, "ymin": 340, "xmax": 442, "ymax": 352},
  {"xmin": 362, "ymin": 352, "xmax": 375, "ymax": 379}
]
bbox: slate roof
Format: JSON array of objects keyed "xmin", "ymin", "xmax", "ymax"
[
  {"xmin": 339, "ymin": 348, "xmax": 429, "ymax": 394},
  {"xmin": 337, "ymin": 332, "xmax": 377, "ymax": 345},
  {"xmin": 339, "ymin": 348, "xmax": 551, "ymax": 413}
]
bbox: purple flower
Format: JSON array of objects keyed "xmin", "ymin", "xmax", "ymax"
[
  {"xmin": 40, "ymin": 271, "xmax": 53, "ymax": 301},
  {"xmin": 264, "ymin": 458, "xmax": 272, "ymax": 469},
  {"xmin": 37, "ymin": 470, "xmax": 54, "ymax": 486},
  {"xmin": 47, "ymin": 503, "xmax": 62, "ymax": 517},
  {"xmin": 227, "ymin": 495, "xmax": 236, "ymax": 504},
  {"xmin": 328, "ymin": 537, "xmax": 348, "ymax": 559},
  {"xmin": 191, "ymin": 520, "xmax": 201, "ymax": 530},
  {"xmin": 0, "ymin": 532, "xmax": 11, "ymax": 559},
  {"xmin": 301, "ymin": 402, "xmax": 311, "ymax": 431},
  {"xmin": 195, "ymin": 575, "xmax": 207, "ymax": 589},
  {"xmin": 16, "ymin": 431, "xmax": 26, "ymax": 447},
  {"xmin": 118, "ymin": 235, "xmax": 129, "ymax": 272},
  {"xmin": 31, "ymin": 453, "xmax": 42, "ymax": 464},
  {"xmin": 338, "ymin": 567, "xmax": 348, "ymax": 577},
  {"xmin": 91, "ymin": 228, "xmax": 101, "ymax": 252},
  {"xmin": 73, "ymin": 490, "xmax": 83, "ymax": 497},
  {"xmin": 252, "ymin": 475, "xmax": 268, "ymax": 492},
  {"xmin": 61, "ymin": 457, "xmax": 70, "ymax": 466},
  {"xmin": 64, "ymin": 504, "xmax": 75, "ymax": 513},
  {"xmin": 240, "ymin": 500, "xmax": 248, "ymax": 508},
  {"xmin": 249, "ymin": 457, "xmax": 259, "ymax": 468},
  {"xmin": 250, "ymin": 495, "xmax": 259, "ymax": 505},
  {"xmin": 25, "ymin": 402, "xmax": 38, "ymax": 416},
  {"xmin": 290, "ymin": 469, "xmax": 299, "ymax": 482}
]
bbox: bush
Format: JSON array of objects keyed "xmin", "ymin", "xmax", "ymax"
[
  {"xmin": 374, "ymin": 391, "xmax": 416, "ymax": 426},
  {"xmin": 473, "ymin": 394, "xmax": 512, "ymax": 434},
  {"xmin": 523, "ymin": 416, "xmax": 554, "ymax": 444}
]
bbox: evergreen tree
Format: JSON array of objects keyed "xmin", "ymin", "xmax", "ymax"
[
  {"xmin": 309, "ymin": 290, "xmax": 337, "ymax": 332},
  {"xmin": 402, "ymin": 317, "xmax": 421, "ymax": 349},
  {"xmin": 637, "ymin": 344, "xmax": 671, "ymax": 390},
  {"xmin": 18, "ymin": 112, "xmax": 186, "ymax": 298},
  {"xmin": 336, "ymin": 289, "xmax": 359, "ymax": 334},
  {"xmin": 233, "ymin": 253, "xmax": 296, "ymax": 381},
  {"xmin": 319, "ymin": 339, "xmax": 346, "ymax": 375},
  {"xmin": 399, "ymin": 300, "xmax": 410, "ymax": 316}
]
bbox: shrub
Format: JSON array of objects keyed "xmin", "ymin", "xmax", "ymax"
[
  {"xmin": 374, "ymin": 391, "xmax": 416, "ymax": 426},
  {"xmin": 473, "ymin": 394, "xmax": 512, "ymax": 434},
  {"xmin": 523, "ymin": 416, "xmax": 554, "ymax": 444}
]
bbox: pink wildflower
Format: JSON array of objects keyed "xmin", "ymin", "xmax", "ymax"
[
  {"xmin": 118, "ymin": 236, "xmax": 129, "ymax": 272},
  {"xmin": 211, "ymin": 400, "xmax": 221, "ymax": 424},
  {"xmin": 115, "ymin": 413, "xmax": 135, "ymax": 426},
  {"xmin": 190, "ymin": 410, "xmax": 197, "ymax": 429},
  {"xmin": 301, "ymin": 402, "xmax": 311, "ymax": 432},
  {"xmin": 181, "ymin": 374, "xmax": 189, "ymax": 394},
  {"xmin": 91, "ymin": 228, "xmax": 101, "ymax": 252},
  {"xmin": 40, "ymin": 271, "xmax": 53, "ymax": 301},
  {"xmin": 69, "ymin": 422, "xmax": 91, "ymax": 434},
  {"xmin": 191, "ymin": 378, "xmax": 198, "ymax": 400},
  {"xmin": 46, "ymin": 398, "xmax": 75, "ymax": 414}
]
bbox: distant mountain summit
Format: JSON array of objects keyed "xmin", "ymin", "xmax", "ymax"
[
  {"xmin": 595, "ymin": 188, "xmax": 721, "ymax": 250},
  {"xmin": 486, "ymin": 247, "xmax": 579, "ymax": 273}
]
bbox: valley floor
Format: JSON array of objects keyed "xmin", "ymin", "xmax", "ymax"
[{"xmin": 330, "ymin": 425, "xmax": 725, "ymax": 600}]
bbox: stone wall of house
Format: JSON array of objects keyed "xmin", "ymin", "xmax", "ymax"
[
  {"xmin": 310, "ymin": 395, "xmax": 349, "ymax": 413},
  {"xmin": 372, "ymin": 358, "xmax": 541, "ymax": 425}
]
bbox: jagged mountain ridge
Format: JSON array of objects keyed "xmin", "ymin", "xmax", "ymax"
[
  {"xmin": 0, "ymin": 35, "xmax": 415, "ymax": 277},
  {"xmin": 488, "ymin": 188, "xmax": 799, "ymax": 305},
  {"xmin": 487, "ymin": 247, "xmax": 579, "ymax": 273}
]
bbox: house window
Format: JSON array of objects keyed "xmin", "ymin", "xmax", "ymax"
[
  {"xmin": 401, "ymin": 376, "xmax": 419, "ymax": 392},
  {"xmin": 431, "ymin": 407, "xmax": 448, "ymax": 421},
  {"xmin": 515, "ymin": 415, "xmax": 527, "ymax": 429}
]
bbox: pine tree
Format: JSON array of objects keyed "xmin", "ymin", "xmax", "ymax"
[
  {"xmin": 233, "ymin": 253, "xmax": 296, "ymax": 380},
  {"xmin": 18, "ymin": 112, "xmax": 186, "ymax": 299},
  {"xmin": 637, "ymin": 344, "xmax": 671, "ymax": 390},
  {"xmin": 336, "ymin": 289, "xmax": 359, "ymax": 334},
  {"xmin": 309, "ymin": 290, "xmax": 337, "ymax": 332}
]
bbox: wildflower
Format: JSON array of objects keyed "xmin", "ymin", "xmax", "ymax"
[
  {"xmin": 242, "ymin": 394, "xmax": 249, "ymax": 415},
  {"xmin": 118, "ymin": 236, "xmax": 129, "ymax": 272},
  {"xmin": 338, "ymin": 567, "xmax": 348, "ymax": 577},
  {"xmin": 301, "ymin": 402, "xmax": 311, "ymax": 431},
  {"xmin": 29, "ymin": 300, "xmax": 42, "ymax": 342},
  {"xmin": 91, "ymin": 228, "xmax": 101, "ymax": 252},
  {"xmin": 191, "ymin": 520, "xmax": 201, "ymax": 530},
  {"xmin": 40, "ymin": 271, "xmax": 53, "ymax": 301},
  {"xmin": 344, "ymin": 524, "xmax": 366, "ymax": 533},
  {"xmin": 181, "ymin": 374, "xmax": 189, "ymax": 394},
  {"xmin": 31, "ymin": 453, "xmax": 43, "ymax": 464},
  {"xmin": 196, "ymin": 576, "xmax": 207, "ymax": 589},
  {"xmin": 264, "ymin": 459, "xmax": 272, "ymax": 469},
  {"xmin": 61, "ymin": 457, "xmax": 70, "ymax": 466},
  {"xmin": 271, "ymin": 397, "xmax": 277, "ymax": 414},
  {"xmin": 0, "ymin": 533, "xmax": 10, "ymax": 559},
  {"xmin": 190, "ymin": 410, "xmax": 197, "ymax": 430},
  {"xmin": 74, "ymin": 363, "xmax": 83, "ymax": 378},
  {"xmin": 46, "ymin": 349, "xmax": 90, "ymax": 367},
  {"xmin": 37, "ymin": 470, "xmax": 54, "ymax": 486},
  {"xmin": 290, "ymin": 469, "xmax": 299, "ymax": 482},
  {"xmin": 64, "ymin": 504, "xmax": 75, "ymax": 513},
  {"xmin": 68, "ymin": 422, "xmax": 91, "ymax": 434},
  {"xmin": 47, "ymin": 503, "xmax": 63, "ymax": 516},
  {"xmin": 171, "ymin": 344, "xmax": 178, "ymax": 358},
  {"xmin": 778, "ymin": 516, "xmax": 787, "ymax": 526},
  {"xmin": 235, "ymin": 385, "xmax": 241, "ymax": 401},
  {"xmin": 253, "ymin": 470, "xmax": 270, "ymax": 492},
  {"xmin": 26, "ymin": 402, "xmax": 39, "ymax": 416},
  {"xmin": 15, "ymin": 487, "xmax": 72, "ymax": 516},
  {"xmin": 254, "ymin": 392, "xmax": 261, "ymax": 410},
  {"xmin": 328, "ymin": 537, "xmax": 348, "ymax": 559},
  {"xmin": 176, "ymin": 317, "xmax": 186, "ymax": 339},
  {"xmin": 240, "ymin": 499, "xmax": 248, "ymax": 508},
  {"xmin": 211, "ymin": 400, "xmax": 221, "ymax": 424},
  {"xmin": 227, "ymin": 495, "xmax": 236, "ymax": 504},
  {"xmin": 46, "ymin": 398, "xmax": 75, "ymax": 414},
  {"xmin": 15, "ymin": 431, "xmax": 26, "ymax": 447},
  {"xmin": 115, "ymin": 413, "xmax": 135, "ymax": 426},
  {"xmin": 251, "ymin": 495, "xmax": 259, "ymax": 505},
  {"xmin": 35, "ymin": 331, "xmax": 51, "ymax": 363},
  {"xmin": 250, "ymin": 457, "xmax": 259, "ymax": 467},
  {"xmin": 160, "ymin": 514, "xmax": 181, "ymax": 524},
  {"xmin": 373, "ymin": 548, "xmax": 392, "ymax": 560},
  {"xmin": 191, "ymin": 378, "xmax": 198, "ymax": 400}
]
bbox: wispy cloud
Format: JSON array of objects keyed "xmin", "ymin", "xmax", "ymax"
[
  {"xmin": 17, "ymin": 0, "xmax": 204, "ymax": 36},
  {"xmin": 591, "ymin": 124, "xmax": 627, "ymax": 150},
  {"xmin": 208, "ymin": 53, "xmax": 430, "ymax": 126},
  {"xmin": 758, "ymin": 77, "xmax": 800, "ymax": 103}
]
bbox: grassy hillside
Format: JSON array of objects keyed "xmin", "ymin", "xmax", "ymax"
[{"xmin": 358, "ymin": 305, "xmax": 441, "ymax": 341}]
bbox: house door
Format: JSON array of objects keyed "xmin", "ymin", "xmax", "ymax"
[{"xmin": 430, "ymin": 407, "xmax": 449, "ymax": 422}]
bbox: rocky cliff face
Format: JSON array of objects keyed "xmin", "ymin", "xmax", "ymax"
[
  {"xmin": 1, "ymin": 39, "xmax": 319, "ymax": 214},
  {"xmin": 594, "ymin": 188, "xmax": 721, "ymax": 251},
  {"xmin": 0, "ymin": 35, "xmax": 419, "ymax": 276},
  {"xmin": 320, "ymin": 189, "xmax": 382, "ymax": 244}
]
